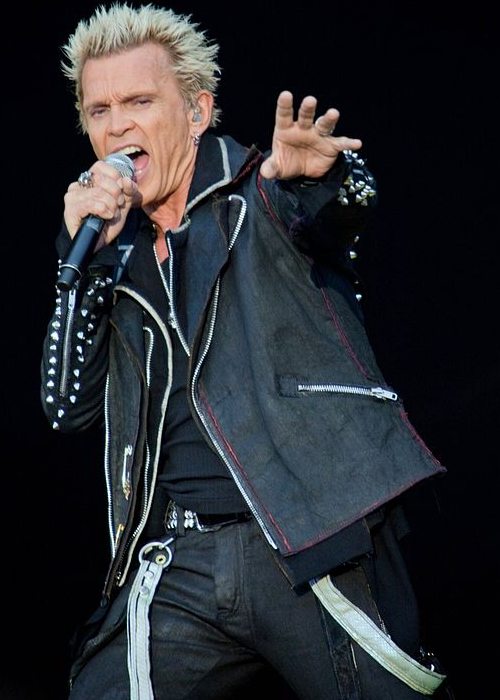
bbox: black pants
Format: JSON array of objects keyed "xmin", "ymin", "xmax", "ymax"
[{"xmin": 68, "ymin": 516, "xmax": 436, "ymax": 699}]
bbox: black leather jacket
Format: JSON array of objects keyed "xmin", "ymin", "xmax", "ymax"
[{"xmin": 41, "ymin": 134, "xmax": 445, "ymax": 596}]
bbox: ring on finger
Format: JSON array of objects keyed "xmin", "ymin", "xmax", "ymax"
[
  {"xmin": 78, "ymin": 170, "xmax": 94, "ymax": 188},
  {"xmin": 314, "ymin": 118, "xmax": 333, "ymax": 137}
]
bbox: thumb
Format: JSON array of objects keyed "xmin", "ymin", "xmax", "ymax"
[
  {"xmin": 123, "ymin": 177, "xmax": 142, "ymax": 208},
  {"xmin": 259, "ymin": 156, "xmax": 279, "ymax": 180}
]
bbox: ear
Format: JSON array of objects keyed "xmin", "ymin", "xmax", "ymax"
[{"xmin": 190, "ymin": 91, "xmax": 214, "ymax": 135}]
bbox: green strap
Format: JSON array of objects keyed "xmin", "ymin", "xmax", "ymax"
[
  {"xmin": 127, "ymin": 538, "xmax": 174, "ymax": 700},
  {"xmin": 310, "ymin": 575, "xmax": 446, "ymax": 696}
]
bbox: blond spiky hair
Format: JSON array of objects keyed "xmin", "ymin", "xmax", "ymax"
[{"xmin": 61, "ymin": 3, "xmax": 221, "ymax": 132}]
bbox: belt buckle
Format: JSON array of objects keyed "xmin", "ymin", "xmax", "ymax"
[
  {"xmin": 181, "ymin": 507, "xmax": 218, "ymax": 532},
  {"xmin": 164, "ymin": 501, "xmax": 220, "ymax": 533},
  {"xmin": 190, "ymin": 511, "xmax": 222, "ymax": 533}
]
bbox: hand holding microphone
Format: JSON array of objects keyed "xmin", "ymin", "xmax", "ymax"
[{"xmin": 57, "ymin": 153, "xmax": 135, "ymax": 291}]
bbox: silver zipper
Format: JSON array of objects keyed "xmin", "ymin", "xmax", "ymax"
[
  {"xmin": 104, "ymin": 374, "xmax": 115, "ymax": 556},
  {"xmin": 297, "ymin": 383, "xmax": 398, "ymax": 401},
  {"xmin": 228, "ymin": 195, "xmax": 247, "ymax": 250},
  {"xmin": 113, "ymin": 324, "xmax": 157, "ymax": 582},
  {"xmin": 190, "ymin": 280, "xmax": 278, "ymax": 550},
  {"xmin": 155, "ymin": 238, "xmax": 190, "ymax": 356},
  {"xmin": 187, "ymin": 198, "xmax": 277, "ymax": 548},
  {"xmin": 154, "ymin": 207, "xmax": 277, "ymax": 548},
  {"xmin": 58, "ymin": 287, "xmax": 77, "ymax": 396}
]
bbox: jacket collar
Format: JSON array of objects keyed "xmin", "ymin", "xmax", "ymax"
[{"xmin": 185, "ymin": 133, "xmax": 262, "ymax": 213}]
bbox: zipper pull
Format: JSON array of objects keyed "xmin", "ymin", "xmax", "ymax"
[
  {"xmin": 122, "ymin": 444, "xmax": 133, "ymax": 499},
  {"xmin": 370, "ymin": 387, "xmax": 398, "ymax": 401},
  {"xmin": 167, "ymin": 308, "xmax": 177, "ymax": 329}
]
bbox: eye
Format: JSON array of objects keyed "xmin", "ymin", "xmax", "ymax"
[
  {"xmin": 132, "ymin": 97, "xmax": 152, "ymax": 107},
  {"xmin": 89, "ymin": 106, "xmax": 108, "ymax": 119}
]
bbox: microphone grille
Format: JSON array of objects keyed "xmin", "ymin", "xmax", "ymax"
[{"xmin": 104, "ymin": 152, "xmax": 135, "ymax": 178}]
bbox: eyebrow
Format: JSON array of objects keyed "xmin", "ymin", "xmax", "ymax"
[{"xmin": 84, "ymin": 91, "xmax": 157, "ymax": 113}]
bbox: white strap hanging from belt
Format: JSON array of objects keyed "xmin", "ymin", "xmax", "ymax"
[
  {"xmin": 127, "ymin": 538, "xmax": 174, "ymax": 700},
  {"xmin": 310, "ymin": 575, "xmax": 446, "ymax": 695}
]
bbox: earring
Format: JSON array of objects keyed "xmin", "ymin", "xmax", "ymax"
[
  {"xmin": 193, "ymin": 132, "xmax": 201, "ymax": 147},
  {"xmin": 192, "ymin": 108, "xmax": 202, "ymax": 123}
]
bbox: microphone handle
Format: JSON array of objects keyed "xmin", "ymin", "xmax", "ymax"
[{"xmin": 56, "ymin": 215, "xmax": 104, "ymax": 292}]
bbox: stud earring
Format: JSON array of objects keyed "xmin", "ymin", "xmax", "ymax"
[{"xmin": 192, "ymin": 108, "xmax": 202, "ymax": 123}]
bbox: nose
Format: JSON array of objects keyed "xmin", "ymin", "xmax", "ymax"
[{"xmin": 107, "ymin": 105, "xmax": 134, "ymax": 136}]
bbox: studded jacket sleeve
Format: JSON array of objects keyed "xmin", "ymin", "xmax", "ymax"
[
  {"xmin": 40, "ymin": 229, "xmax": 119, "ymax": 433},
  {"xmin": 257, "ymin": 148, "xmax": 377, "ymax": 295}
]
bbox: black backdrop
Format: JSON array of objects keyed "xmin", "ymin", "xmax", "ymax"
[{"xmin": 2, "ymin": 2, "xmax": 497, "ymax": 699}]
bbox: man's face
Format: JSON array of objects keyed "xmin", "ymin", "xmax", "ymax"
[{"xmin": 81, "ymin": 43, "xmax": 193, "ymax": 207}]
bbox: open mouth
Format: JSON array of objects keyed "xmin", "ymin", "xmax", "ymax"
[{"xmin": 115, "ymin": 147, "xmax": 149, "ymax": 179}]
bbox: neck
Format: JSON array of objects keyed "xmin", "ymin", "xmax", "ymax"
[{"xmin": 147, "ymin": 182, "xmax": 191, "ymax": 263}]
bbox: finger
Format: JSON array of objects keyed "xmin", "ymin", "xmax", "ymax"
[
  {"xmin": 88, "ymin": 191, "xmax": 122, "ymax": 220},
  {"xmin": 69, "ymin": 185, "xmax": 123, "ymax": 221},
  {"xmin": 273, "ymin": 90, "xmax": 295, "ymax": 130},
  {"xmin": 297, "ymin": 95, "xmax": 318, "ymax": 130},
  {"xmin": 314, "ymin": 108, "xmax": 340, "ymax": 136},
  {"xmin": 91, "ymin": 164, "xmax": 124, "ymax": 192},
  {"xmin": 84, "ymin": 175, "xmax": 129, "ymax": 218},
  {"xmin": 121, "ymin": 176, "xmax": 137, "ymax": 198},
  {"xmin": 333, "ymin": 136, "xmax": 363, "ymax": 151}
]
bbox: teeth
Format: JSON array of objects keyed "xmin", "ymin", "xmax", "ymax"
[{"xmin": 117, "ymin": 146, "xmax": 141, "ymax": 156}]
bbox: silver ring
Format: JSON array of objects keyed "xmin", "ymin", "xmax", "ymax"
[
  {"xmin": 314, "ymin": 118, "xmax": 333, "ymax": 137},
  {"xmin": 78, "ymin": 170, "xmax": 94, "ymax": 188}
]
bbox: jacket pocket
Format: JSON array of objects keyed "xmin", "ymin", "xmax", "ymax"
[{"xmin": 277, "ymin": 374, "xmax": 398, "ymax": 402}]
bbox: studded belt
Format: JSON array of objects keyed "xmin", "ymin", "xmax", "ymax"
[{"xmin": 164, "ymin": 500, "xmax": 252, "ymax": 534}]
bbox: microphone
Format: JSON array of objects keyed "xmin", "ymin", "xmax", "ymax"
[{"xmin": 56, "ymin": 153, "xmax": 135, "ymax": 291}]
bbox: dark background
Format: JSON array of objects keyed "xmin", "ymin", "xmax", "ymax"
[{"xmin": 2, "ymin": 2, "xmax": 497, "ymax": 698}]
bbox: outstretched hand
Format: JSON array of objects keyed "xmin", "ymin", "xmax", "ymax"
[{"xmin": 260, "ymin": 91, "xmax": 362, "ymax": 180}]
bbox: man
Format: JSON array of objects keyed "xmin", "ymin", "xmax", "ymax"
[{"xmin": 41, "ymin": 4, "xmax": 449, "ymax": 698}]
